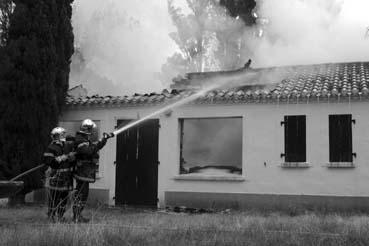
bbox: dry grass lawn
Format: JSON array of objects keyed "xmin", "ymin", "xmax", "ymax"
[{"xmin": 1, "ymin": 205, "xmax": 369, "ymax": 245}]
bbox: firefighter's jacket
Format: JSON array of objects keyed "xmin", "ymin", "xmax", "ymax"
[
  {"xmin": 73, "ymin": 131, "xmax": 107, "ymax": 183},
  {"xmin": 43, "ymin": 140, "xmax": 75, "ymax": 191}
]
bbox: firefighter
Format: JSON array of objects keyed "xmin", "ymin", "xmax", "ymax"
[
  {"xmin": 72, "ymin": 119, "xmax": 111, "ymax": 223},
  {"xmin": 43, "ymin": 127, "xmax": 75, "ymax": 222}
]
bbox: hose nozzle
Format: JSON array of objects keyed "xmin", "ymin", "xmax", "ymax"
[{"xmin": 103, "ymin": 132, "xmax": 115, "ymax": 139}]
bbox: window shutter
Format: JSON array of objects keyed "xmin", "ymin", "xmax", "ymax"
[
  {"xmin": 329, "ymin": 114, "xmax": 352, "ymax": 162},
  {"xmin": 284, "ymin": 115, "xmax": 306, "ymax": 162}
]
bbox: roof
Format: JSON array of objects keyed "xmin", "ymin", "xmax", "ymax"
[
  {"xmin": 68, "ymin": 84, "xmax": 88, "ymax": 98},
  {"xmin": 66, "ymin": 61, "xmax": 369, "ymax": 108}
]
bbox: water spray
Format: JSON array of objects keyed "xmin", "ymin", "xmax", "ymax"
[
  {"xmin": 108, "ymin": 69, "xmax": 259, "ymax": 137},
  {"xmin": 110, "ymin": 83, "xmax": 222, "ymax": 137}
]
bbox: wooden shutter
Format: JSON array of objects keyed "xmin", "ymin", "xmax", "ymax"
[
  {"xmin": 329, "ymin": 114, "xmax": 352, "ymax": 162},
  {"xmin": 284, "ymin": 115, "xmax": 306, "ymax": 162}
]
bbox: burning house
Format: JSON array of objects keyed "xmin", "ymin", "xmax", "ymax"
[{"xmin": 42, "ymin": 61, "xmax": 369, "ymax": 211}]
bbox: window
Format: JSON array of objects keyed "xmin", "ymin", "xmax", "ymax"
[
  {"xmin": 179, "ymin": 117, "xmax": 242, "ymax": 175},
  {"xmin": 329, "ymin": 114, "xmax": 353, "ymax": 162},
  {"xmin": 59, "ymin": 120, "xmax": 101, "ymax": 173},
  {"xmin": 282, "ymin": 115, "xmax": 306, "ymax": 162}
]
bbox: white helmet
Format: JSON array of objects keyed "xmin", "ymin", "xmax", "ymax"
[
  {"xmin": 80, "ymin": 119, "xmax": 96, "ymax": 134},
  {"xmin": 51, "ymin": 127, "xmax": 66, "ymax": 142}
]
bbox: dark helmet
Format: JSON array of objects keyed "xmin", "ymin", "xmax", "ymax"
[
  {"xmin": 51, "ymin": 127, "xmax": 66, "ymax": 141},
  {"xmin": 80, "ymin": 119, "xmax": 96, "ymax": 135}
]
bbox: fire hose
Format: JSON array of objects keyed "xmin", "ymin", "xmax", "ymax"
[
  {"xmin": 10, "ymin": 164, "xmax": 46, "ymax": 181},
  {"xmin": 8, "ymin": 132, "xmax": 115, "ymax": 182}
]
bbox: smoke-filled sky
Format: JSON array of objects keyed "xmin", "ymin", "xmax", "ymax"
[
  {"xmin": 70, "ymin": 0, "xmax": 369, "ymax": 96},
  {"xmin": 251, "ymin": 0, "xmax": 369, "ymax": 67},
  {"xmin": 70, "ymin": 0, "xmax": 178, "ymax": 95}
]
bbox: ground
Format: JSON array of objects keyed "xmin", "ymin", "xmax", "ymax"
[{"xmin": 1, "ymin": 204, "xmax": 369, "ymax": 246}]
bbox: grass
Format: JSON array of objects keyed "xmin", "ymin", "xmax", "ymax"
[{"xmin": 1, "ymin": 205, "xmax": 369, "ymax": 245}]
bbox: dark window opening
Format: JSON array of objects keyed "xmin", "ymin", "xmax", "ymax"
[
  {"xmin": 329, "ymin": 114, "xmax": 353, "ymax": 162},
  {"xmin": 179, "ymin": 117, "xmax": 242, "ymax": 175},
  {"xmin": 283, "ymin": 115, "xmax": 306, "ymax": 162}
]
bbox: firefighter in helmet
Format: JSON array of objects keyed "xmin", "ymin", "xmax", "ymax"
[
  {"xmin": 43, "ymin": 127, "xmax": 75, "ymax": 222},
  {"xmin": 72, "ymin": 119, "xmax": 111, "ymax": 223}
]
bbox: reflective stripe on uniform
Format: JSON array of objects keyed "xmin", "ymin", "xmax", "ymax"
[
  {"xmin": 46, "ymin": 185, "xmax": 73, "ymax": 191},
  {"xmin": 77, "ymin": 142, "xmax": 89, "ymax": 149},
  {"xmin": 77, "ymin": 160, "xmax": 91, "ymax": 167},
  {"xmin": 43, "ymin": 152, "xmax": 54, "ymax": 157},
  {"xmin": 55, "ymin": 168, "xmax": 73, "ymax": 173},
  {"xmin": 73, "ymin": 174, "xmax": 95, "ymax": 182}
]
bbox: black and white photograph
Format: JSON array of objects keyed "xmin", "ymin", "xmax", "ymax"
[{"xmin": 0, "ymin": 0, "xmax": 369, "ymax": 245}]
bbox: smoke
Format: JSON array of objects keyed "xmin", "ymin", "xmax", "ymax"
[
  {"xmin": 69, "ymin": 0, "xmax": 369, "ymax": 96},
  {"xmin": 250, "ymin": 0, "xmax": 369, "ymax": 68},
  {"xmin": 70, "ymin": 0, "xmax": 177, "ymax": 95},
  {"xmin": 182, "ymin": 118, "xmax": 242, "ymax": 168}
]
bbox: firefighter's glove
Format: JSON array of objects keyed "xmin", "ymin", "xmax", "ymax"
[
  {"xmin": 55, "ymin": 154, "xmax": 68, "ymax": 163},
  {"xmin": 45, "ymin": 167, "xmax": 52, "ymax": 178},
  {"xmin": 103, "ymin": 132, "xmax": 114, "ymax": 140},
  {"xmin": 68, "ymin": 152, "xmax": 76, "ymax": 162}
]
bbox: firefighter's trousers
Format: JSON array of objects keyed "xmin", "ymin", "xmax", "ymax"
[
  {"xmin": 48, "ymin": 190, "xmax": 69, "ymax": 219},
  {"xmin": 73, "ymin": 180, "xmax": 89, "ymax": 217}
]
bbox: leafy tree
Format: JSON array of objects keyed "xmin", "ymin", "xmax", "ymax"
[
  {"xmin": 161, "ymin": 0, "xmax": 256, "ymax": 85},
  {"xmin": 0, "ymin": 0, "xmax": 74, "ymax": 199}
]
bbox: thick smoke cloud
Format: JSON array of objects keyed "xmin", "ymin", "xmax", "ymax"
[
  {"xmin": 250, "ymin": 0, "xmax": 369, "ymax": 68},
  {"xmin": 70, "ymin": 0, "xmax": 177, "ymax": 96},
  {"xmin": 70, "ymin": 0, "xmax": 369, "ymax": 96}
]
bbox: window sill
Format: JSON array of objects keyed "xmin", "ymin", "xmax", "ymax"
[
  {"xmin": 280, "ymin": 162, "xmax": 311, "ymax": 168},
  {"xmin": 173, "ymin": 174, "xmax": 245, "ymax": 181},
  {"xmin": 326, "ymin": 162, "xmax": 355, "ymax": 168}
]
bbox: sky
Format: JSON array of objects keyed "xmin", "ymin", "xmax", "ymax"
[{"xmin": 70, "ymin": 0, "xmax": 369, "ymax": 96}]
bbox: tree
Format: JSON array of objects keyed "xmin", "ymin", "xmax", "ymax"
[
  {"xmin": 0, "ymin": 0, "xmax": 74, "ymax": 199},
  {"xmin": 161, "ymin": 0, "xmax": 256, "ymax": 86},
  {"xmin": 0, "ymin": 0, "xmax": 14, "ymax": 46}
]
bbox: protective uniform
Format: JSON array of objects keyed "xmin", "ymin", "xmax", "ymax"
[
  {"xmin": 43, "ymin": 127, "xmax": 75, "ymax": 222},
  {"xmin": 73, "ymin": 119, "xmax": 108, "ymax": 223}
]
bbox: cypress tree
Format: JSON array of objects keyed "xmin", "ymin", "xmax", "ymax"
[{"xmin": 0, "ymin": 0, "xmax": 74, "ymax": 198}]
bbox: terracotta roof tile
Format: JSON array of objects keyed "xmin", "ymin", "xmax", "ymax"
[{"xmin": 66, "ymin": 61, "xmax": 369, "ymax": 107}]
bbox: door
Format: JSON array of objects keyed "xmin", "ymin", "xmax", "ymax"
[{"xmin": 115, "ymin": 119, "xmax": 159, "ymax": 206}]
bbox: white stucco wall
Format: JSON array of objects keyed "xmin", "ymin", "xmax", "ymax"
[{"xmin": 61, "ymin": 101, "xmax": 369, "ymax": 206}]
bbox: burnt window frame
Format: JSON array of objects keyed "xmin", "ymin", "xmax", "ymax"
[
  {"xmin": 328, "ymin": 114, "xmax": 355, "ymax": 163},
  {"xmin": 281, "ymin": 115, "xmax": 307, "ymax": 163},
  {"xmin": 178, "ymin": 116, "xmax": 243, "ymax": 175}
]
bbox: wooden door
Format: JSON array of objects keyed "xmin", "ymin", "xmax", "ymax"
[{"xmin": 115, "ymin": 119, "xmax": 159, "ymax": 206}]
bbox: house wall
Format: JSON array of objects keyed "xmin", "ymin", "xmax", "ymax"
[{"xmin": 60, "ymin": 101, "xmax": 369, "ymax": 209}]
